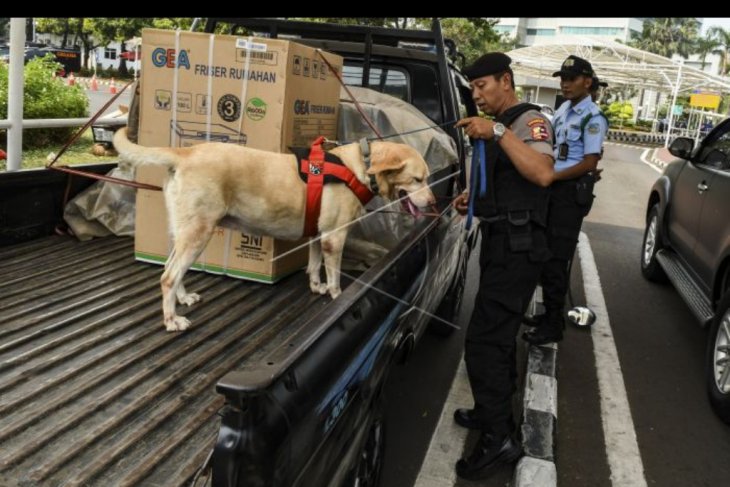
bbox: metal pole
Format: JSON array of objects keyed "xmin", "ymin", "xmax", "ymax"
[
  {"xmin": 7, "ymin": 18, "xmax": 26, "ymax": 171},
  {"xmin": 665, "ymin": 60, "xmax": 683, "ymax": 148}
]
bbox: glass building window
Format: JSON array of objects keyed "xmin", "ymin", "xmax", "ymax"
[
  {"xmin": 561, "ymin": 26, "xmax": 624, "ymax": 36},
  {"xmin": 526, "ymin": 29, "xmax": 556, "ymax": 36}
]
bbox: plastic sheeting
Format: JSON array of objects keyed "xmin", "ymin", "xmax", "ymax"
[
  {"xmin": 338, "ymin": 86, "xmax": 459, "ymax": 269},
  {"xmin": 63, "ymin": 165, "xmax": 137, "ymax": 241},
  {"xmin": 63, "ymin": 86, "xmax": 459, "ymax": 270}
]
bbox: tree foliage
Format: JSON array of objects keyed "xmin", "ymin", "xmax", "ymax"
[{"xmin": 629, "ymin": 18, "xmax": 700, "ymax": 59}]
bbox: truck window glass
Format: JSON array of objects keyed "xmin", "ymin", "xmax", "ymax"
[{"xmin": 342, "ymin": 65, "xmax": 409, "ymax": 101}]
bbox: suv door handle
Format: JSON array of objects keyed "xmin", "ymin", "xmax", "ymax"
[{"xmin": 698, "ymin": 182, "xmax": 709, "ymax": 193}]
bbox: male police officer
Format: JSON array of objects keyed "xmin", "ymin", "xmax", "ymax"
[
  {"xmin": 523, "ymin": 55, "xmax": 608, "ymax": 345},
  {"xmin": 452, "ymin": 52, "xmax": 554, "ymax": 480}
]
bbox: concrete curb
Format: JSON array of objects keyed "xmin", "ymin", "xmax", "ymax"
[
  {"xmin": 605, "ymin": 129, "xmax": 664, "ymax": 146},
  {"xmin": 514, "ymin": 341, "xmax": 558, "ymax": 487}
]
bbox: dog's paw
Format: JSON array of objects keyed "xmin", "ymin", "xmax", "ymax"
[
  {"xmin": 328, "ymin": 287, "xmax": 342, "ymax": 300},
  {"xmin": 310, "ymin": 282, "xmax": 328, "ymax": 295},
  {"xmin": 165, "ymin": 315, "xmax": 191, "ymax": 332},
  {"xmin": 178, "ymin": 293, "xmax": 201, "ymax": 306}
]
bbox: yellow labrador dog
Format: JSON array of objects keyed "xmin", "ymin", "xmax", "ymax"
[{"xmin": 113, "ymin": 128, "xmax": 435, "ymax": 331}]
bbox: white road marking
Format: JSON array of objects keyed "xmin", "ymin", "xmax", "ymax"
[
  {"xmin": 639, "ymin": 148, "xmax": 663, "ymax": 174},
  {"xmin": 577, "ymin": 232, "xmax": 648, "ymax": 487}
]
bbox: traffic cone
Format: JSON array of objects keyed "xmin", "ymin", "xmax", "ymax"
[
  {"xmin": 68, "ymin": 72, "xmax": 75, "ymax": 86},
  {"xmin": 90, "ymin": 75, "xmax": 98, "ymax": 91},
  {"xmin": 109, "ymin": 78, "xmax": 117, "ymax": 94}
]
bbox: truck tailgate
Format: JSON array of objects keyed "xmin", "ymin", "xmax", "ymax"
[{"xmin": 0, "ymin": 235, "xmax": 330, "ymax": 487}]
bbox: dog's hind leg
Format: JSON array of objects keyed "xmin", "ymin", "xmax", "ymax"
[
  {"xmin": 164, "ymin": 248, "xmax": 202, "ymax": 307},
  {"xmin": 321, "ymin": 229, "xmax": 348, "ymax": 300},
  {"xmin": 160, "ymin": 217, "xmax": 217, "ymax": 332},
  {"xmin": 307, "ymin": 239, "xmax": 328, "ymax": 295}
]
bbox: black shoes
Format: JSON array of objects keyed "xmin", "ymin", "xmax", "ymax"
[
  {"xmin": 453, "ymin": 408, "xmax": 481, "ymax": 430},
  {"xmin": 522, "ymin": 326, "xmax": 563, "ymax": 345},
  {"xmin": 455, "ymin": 434, "xmax": 523, "ymax": 480},
  {"xmin": 522, "ymin": 312, "xmax": 547, "ymax": 327}
]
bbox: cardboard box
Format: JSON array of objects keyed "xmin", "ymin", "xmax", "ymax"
[{"xmin": 134, "ymin": 29, "xmax": 342, "ymax": 283}]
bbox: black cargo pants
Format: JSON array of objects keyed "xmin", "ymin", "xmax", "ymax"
[
  {"xmin": 541, "ymin": 175, "xmax": 595, "ymax": 332},
  {"xmin": 465, "ymin": 219, "xmax": 548, "ymax": 437}
]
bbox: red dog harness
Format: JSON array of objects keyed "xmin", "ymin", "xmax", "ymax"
[{"xmin": 300, "ymin": 136, "xmax": 374, "ymax": 237}]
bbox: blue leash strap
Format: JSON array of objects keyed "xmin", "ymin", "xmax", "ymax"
[{"xmin": 465, "ymin": 139, "xmax": 487, "ymax": 230}]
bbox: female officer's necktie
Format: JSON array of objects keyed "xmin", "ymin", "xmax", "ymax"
[{"xmin": 466, "ymin": 139, "xmax": 487, "ymax": 230}]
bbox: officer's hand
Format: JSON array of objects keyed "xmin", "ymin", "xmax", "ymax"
[
  {"xmin": 453, "ymin": 192, "xmax": 469, "ymax": 215},
  {"xmin": 455, "ymin": 117, "xmax": 494, "ymax": 140},
  {"xmin": 593, "ymin": 168, "xmax": 604, "ymax": 182}
]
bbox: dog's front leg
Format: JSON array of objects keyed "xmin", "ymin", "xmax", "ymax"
[
  {"xmin": 307, "ymin": 238, "xmax": 327, "ymax": 295},
  {"xmin": 321, "ymin": 230, "xmax": 347, "ymax": 300},
  {"xmin": 176, "ymin": 282, "xmax": 201, "ymax": 306}
]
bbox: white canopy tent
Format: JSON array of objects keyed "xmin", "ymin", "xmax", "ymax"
[{"xmin": 506, "ymin": 37, "xmax": 730, "ymax": 147}]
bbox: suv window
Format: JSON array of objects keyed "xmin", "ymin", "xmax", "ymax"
[{"xmin": 697, "ymin": 124, "xmax": 730, "ymax": 170}]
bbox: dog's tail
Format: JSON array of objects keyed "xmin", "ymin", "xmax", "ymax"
[{"xmin": 113, "ymin": 127, "xmax": 180, "ymax": 168}]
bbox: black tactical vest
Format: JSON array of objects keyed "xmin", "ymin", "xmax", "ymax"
[{"xmin": 473, "ymin": 103, "xmax": 550, "ymax": 226}]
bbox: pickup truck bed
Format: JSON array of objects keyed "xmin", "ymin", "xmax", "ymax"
[{"xmin": 0, "ymin": 235, "xmax": 336, "ymax": 487}]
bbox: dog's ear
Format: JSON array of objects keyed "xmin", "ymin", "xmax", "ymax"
[
  {"xmin": 322, "ymin": 140, "xmax": 339, "ymax": 151},
  {"xmin": 366, "ymin": 160, "xmax": 407, "ymax": 175}
]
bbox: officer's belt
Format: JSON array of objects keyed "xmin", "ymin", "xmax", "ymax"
[{"xmin": 480, "ymin": 209, "xmax": 533, "ymax": 225}]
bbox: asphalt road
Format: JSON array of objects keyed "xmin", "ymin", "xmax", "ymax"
[
  {"xmin": 87, "ymin": 87, "xmax": 132, "ymax": 118},
  {"xmin": 380, "ymin": 143, "xmax": 730, "ymax": 487}
]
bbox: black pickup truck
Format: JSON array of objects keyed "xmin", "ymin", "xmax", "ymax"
[
  {"xmin": 0, "ymin": 18, "xmax": 478, "ymax": 487},
  {"xmin": 641, "ymin": 122, "xmax": 730, "ymax": 424}
]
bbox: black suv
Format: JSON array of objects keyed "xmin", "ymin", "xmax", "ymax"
[{"xmin": 641, "ymin": 120, "xmax": 730, "ymax": 423}]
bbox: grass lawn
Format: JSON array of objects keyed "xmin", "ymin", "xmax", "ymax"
[{"xmin": 1, "ymin": 130, "xmax": 117, "ymax": 171}]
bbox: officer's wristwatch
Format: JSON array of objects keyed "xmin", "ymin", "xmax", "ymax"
[{"xmin": 492, "ymin": 122, "xmax": 506, "ymax": 142}]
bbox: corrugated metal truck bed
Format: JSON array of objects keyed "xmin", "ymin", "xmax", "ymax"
[{"xmin": 0, "ymin": 235, "xmax": 331, "ymax": 486}]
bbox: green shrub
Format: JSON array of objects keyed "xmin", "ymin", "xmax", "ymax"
[{"xmin": 0, "ymin": 54, "xmax": 89, "ymax": 149}]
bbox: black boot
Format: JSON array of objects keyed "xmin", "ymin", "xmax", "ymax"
[
  {"xmin": 522, "ymin": 326, "xmax": 563, "ymax": 345},
  {"xmin": 522, "ymin": 309, "xmax": 564, "ymax": 345},
  {"xmin": 455, "ymin": 434, "xmax": 523, "ymax": 480},
  {"xmin": 453, "ymin": 408, "xmax": 481, "ymax": 430},
  {"xmin": 522, "ymin": 312, "xmax": 547, "ymax": 327}
]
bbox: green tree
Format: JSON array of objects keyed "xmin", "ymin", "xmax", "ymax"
[
  {"xmin": 0, "ymin": 18, "xmax": 9, "ymax": 39},
  {"xmin": 630, "ymin": 18, "xmax": 700, "ymax": 59},
  {"xmin": 694, "ymin": 35, "xmax": 722, "ymax": 71},
  {"xmin": 707, "ymin": 26, "xmax": 730, "ymax": 75}
]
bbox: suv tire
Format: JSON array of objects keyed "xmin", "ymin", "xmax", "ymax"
[
  {"xmin": 641, "ymin": 204, "xmax": 668, "ymax": 282},
  {"xmin": 706, "ymin": 290, "xmax": 730, "ymax": 424}
]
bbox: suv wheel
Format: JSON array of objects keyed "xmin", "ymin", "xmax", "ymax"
[
  {"xmin": 345, "ymin": 409, "xmax": 385, "ymax": 487},
  {"xmin": 706, "ymin": 291, "xmax": 730, "ymax": 424},
  {"xmin": 641, "ymin": 205, "xmax": 667, "ymax": 282}
]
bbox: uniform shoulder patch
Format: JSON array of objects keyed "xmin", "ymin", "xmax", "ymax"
[
  {"xmin": 587, "ymin": 122, "xmax": 600, "ymax": 134},
  {"xmin": 527, "ymin": 118, "xmax": 546, "ymax": 127},
  {"xmin": 530, "ymin": 122, "xmax": 550, "ymax": 141}
]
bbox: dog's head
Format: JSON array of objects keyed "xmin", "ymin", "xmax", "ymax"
[{"xmin": 367, "ymin": 142, "xmax": 435, "ymax": 215}]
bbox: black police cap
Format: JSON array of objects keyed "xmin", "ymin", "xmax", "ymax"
[
  {"xmin": 553, "ymin": 55, "xmax": 594, "ymax": 78},
  {"xmin": 462, "ymin": 52, "xmax": 512, "ymax": 81}
]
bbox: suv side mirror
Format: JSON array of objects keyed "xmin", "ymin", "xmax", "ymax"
[{"xmin": 669, "ymin": 137, "xmax": 695, "ymax": 159}]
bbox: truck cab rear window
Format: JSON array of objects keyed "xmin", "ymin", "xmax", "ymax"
[{"xmin": 342, "ymin": 65, "xmax": 409, "ymax": 102}]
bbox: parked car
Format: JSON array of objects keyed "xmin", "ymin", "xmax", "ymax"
[{"xmin": 640, "ymin": 119, "xmax": 730, "ymax": 423}]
